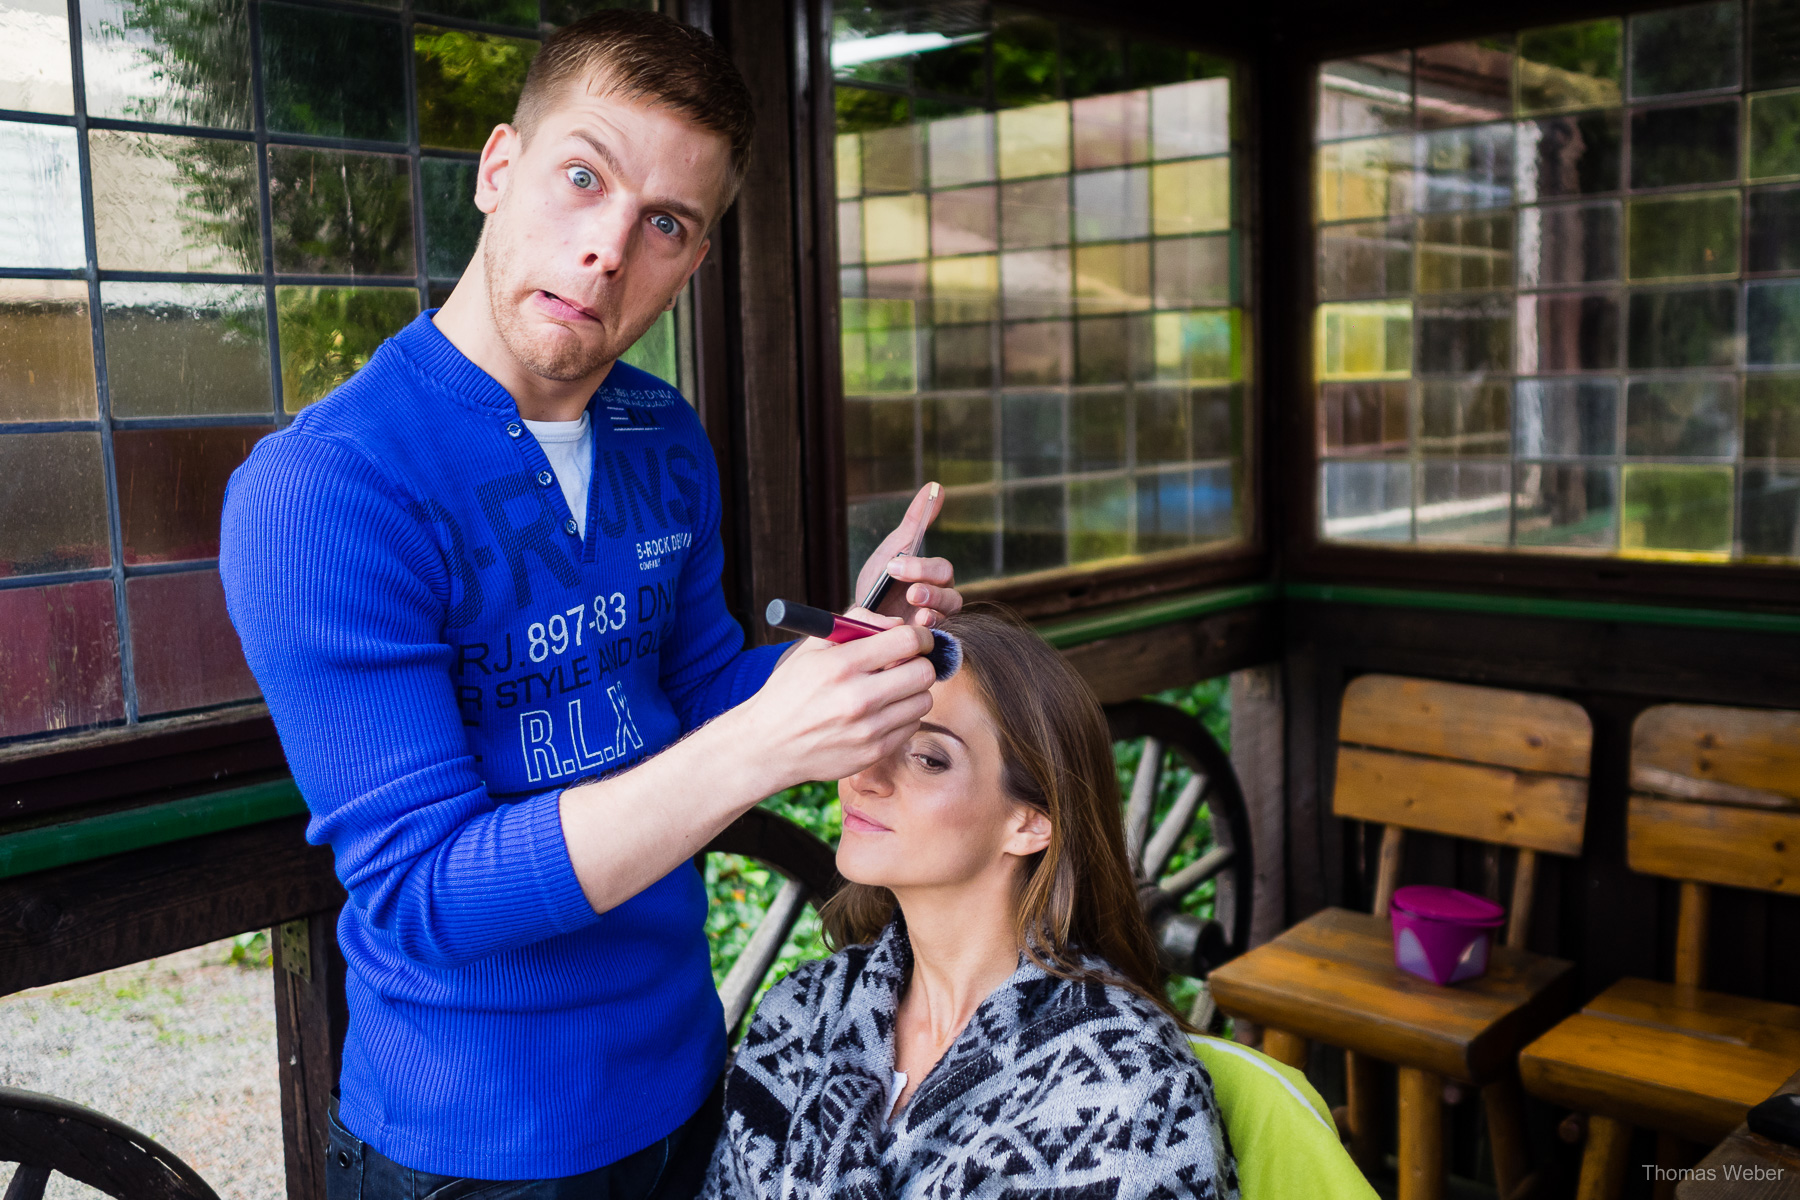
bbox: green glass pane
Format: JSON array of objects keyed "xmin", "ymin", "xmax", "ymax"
[
  {"xmin": 992, "ymin": 11, "xmax": 1058, "ymax": 107},
  {"xmin": 922, "ymin": 488, "xmax": 995, "ymax": 581},
  {"xmin": 0, "ymin": 433, "xmax": 110, "ymax": 575},
  {"xmin": 840, "ymin": 297, "xmax": 918, "ymax": 395},
  {"xmin": 269, "ymin": 147, "xmax": 414, "ymax": 277},
  {"xmin": 1153, "ymin": 308, "xmax": 1239, "ymax": 383},
  {"xmin": 6, "ymin": 0, "xmax": 73, "ymax": 113},
  {"xmin": 421, "ymin": 157, "xmax": 482, "ymax": 279},
  {"xmin": 0, "ymin": 121, "xmax": 84, "ymax": 269},
  {"xmin": 102, "ymin": 282, "xmax": 270, "ymax": 417},
  {"xmin": 1745, "ymin": 375, "xmax": 1800, "ymax": 456},
  {"xmin": 1517, "ymin": 20, "xmax": 1622, "ymax": 115},
  {"xmin": 261, "ymin": 2, "xmax": 405, "ymax": 142},
  {"xmin": 924, "ymin": 395, "xmax": 994, "ymax": 486},
  {"xmin": 1069, "ymin": 476, "xmax": 1131, "ymax": 562},
  {"xmin": 277, "ymin": 286, "xmax": 419, "ymax": 410},
  {"xmin": 1620, "ymin": 464, "xmax": 1733, "ymax": 556},
  {"xmin": 1742, "ymin": 465, "xmax": 1800, "ymax": 557},
  {"xmin": 417, "ymin": 0, "xmax": 534, "ymax": 30},
  {"xmin": 1627, "ymin": 285, "xmax": 1737, "ymax": 368},
  {"xmin": 1518, "ymin": 112, "xmax": 1622, "ymax": 200},
  {"xmin": 0, "ymin": 279, "xmax": 95, "ymax": 422},
  {"xmin": 1625, "ymin": 379, "xmax": 1738, "ymax": 456},
  {"xmin": 1630, "ymin": 102, "xmax": 1738, "ymax": 188},
  {"xmin": 415, "ymin": 26, "xmax": 537, "ymax": 153},
  {"xmin": 1748, "ymin": 281, "xmax": 1800, "ymax": 365},
  {"xmin": 1629, "ymin": 2, "xmax": 1741, "ymax": 98},
  {"xmin": 619, "ymin": 308, "xmax": 677, "ymax": 383},
  {"xmin": 1750, "ymin": 0, "xmax": 1800, "ymax": 89},
  {"xmin": 80, "ymin": 0, "xmax": 253, "ymax": 127},
  {"xmin": 1749, "ymin": 185, "xmax": 1800, "ymax": 270},
  {"xmin": 1514, "ymin": 463, "xmax": 1617, "ymax": 547},
  {"xmin": 1001, "ymin": 482, "xmax": 1064, "ymax": 572},
  {"xmin": 1748, "ymin": 90, "xmax": 1800, "ymax": 180},
  {"xmin": 1626, "ymin": 192, "xmax": 1741, "ymax": 279},
  {"xmin": 89, "ymin": 132, "xmax": 259, "ymax": 274}
]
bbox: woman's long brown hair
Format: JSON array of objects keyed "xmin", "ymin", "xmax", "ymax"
[{"xmin": 820, "ymin": 603, "xmax": 1188, "ymax": 1029}]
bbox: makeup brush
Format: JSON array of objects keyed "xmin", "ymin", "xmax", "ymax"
[{"xmin": 765, "ymin": 598, "xmax": 962, "ymax": 682}]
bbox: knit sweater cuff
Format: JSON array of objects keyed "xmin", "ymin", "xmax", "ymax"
[{"xmin": 522, "ymin": 789, "xmax": 601, "ymax": 934}]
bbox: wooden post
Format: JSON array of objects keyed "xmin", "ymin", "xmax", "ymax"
[
  {"xmin": 1397, "ymin": 1066, "xmax": 1444, "ymax": 1200},
  {"xmin": 1674, "ymin": 881, "xmax": 1710, "ymax": 989},
  {"xmin": 1576, "ymin": 1115, "xmax": 1631, "ymax": 1200},
  {"xmin": 1261, "ymin": 1027, "xmax": 1309, "ymax": 1071},
  {"xmin": 1482, "ymin": 1072, "xmax": 1532, "ymax": 1200},
  {"xmin": 1373, "ymin": 825, "xmax": 1405, "ymax": 919},
  {"xmin": 272, "ymin": 909, "xmax": 349, "ymax": 1200},
  {"xmin": 1230, "ymin": 665, "xmax": 1286, "ymax": 950},
  {"xmin": 1344, "ymin": 1050, "xmax": 1383, "ymax": 1176},
  {"xmin": 1506, "ymin": 849, "xmax": 1538, "ymax": 951}
]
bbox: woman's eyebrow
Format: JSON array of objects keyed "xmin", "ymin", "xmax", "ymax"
[{"xmin": 917, "ymin": 721, "xmax": 967, "ymax": 747}]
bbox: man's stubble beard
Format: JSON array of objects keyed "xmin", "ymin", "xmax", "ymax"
[{"xmin": 482, "ymin": 213, "xmax": 640, "ymax": 384}]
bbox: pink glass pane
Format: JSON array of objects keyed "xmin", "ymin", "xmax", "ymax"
[
  {"xmin": 0, "ymin": 580, "xmax": 124, "ymax": 739},
  {"xmin": 116, "ymin": 425, "xmax": 272, "ymax": 564},
  {"xmin": 128, "ymin": 569, "xmax": 259, "ymax": 715}
]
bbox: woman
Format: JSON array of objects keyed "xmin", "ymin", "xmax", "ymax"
[{"xmin": 703, "ymin": 606, "xmax": 1239, "ymax": 1200}]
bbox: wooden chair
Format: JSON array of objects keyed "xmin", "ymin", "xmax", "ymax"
[
  {"xmin": 1519, "ymin": 703, "xmax": 1800, "ymax": 1200},
  {"xmin": 1208, "ymin": 674, "xmax": 1592, "ymax": 1200}
]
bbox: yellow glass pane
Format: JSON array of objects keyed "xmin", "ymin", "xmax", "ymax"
[
  {"xmin": 1073, "ymin": 242, "xmax": 1151, "ymax": 314},
  {"xmin": 1317, "ymin": 136, "xmax": 1412, "ymax": 222},
  {"xmin": 835, "ymin": 131, "xmax": 861, "ymax": 199},
  {"xmin": 931, "ymin": 254, "xmax": 999, "ymax": 324},
  {"xmin": 1315, "ymin": 300, "xmax": 1413, "ymax": 380},
  {"xmin": 861, "ymin": 193, "xmax": 928, "ymax": 263},
  {"xmin": 0, "ymin": 278, "xmax": 95, "ymax": 422},
  {"xmin": 1619, "ymin": 464, "xmax": 1733, "ymax": 559},
  {"xmin": 1151, "ymin": 157, "xmax": 1230, "ymax": 236},
  {"xmin": 1153, "ymin": 309, "xmax": 1241, "ymax": 383},
  {"xmin": 862, "ymin": 125, "xmax": 923, "ymax": 194},
  {"xmin": 997, "ymin": 101, "xmax": 1070, "ymax": 179}
]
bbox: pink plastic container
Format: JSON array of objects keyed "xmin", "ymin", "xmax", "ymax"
[{"xmin": 1390, "ymin": 885, "xmax": 1506, "ymax": 986}]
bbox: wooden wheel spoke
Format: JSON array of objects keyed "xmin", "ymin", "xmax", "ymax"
[
  {"xmin": 1159, "ymin": 844, "xmax": 1235, "ymax": 898},
  {"xmin": 717, "ymin": 877, "xmax": 809, "ymax": 1037},
  {"xmin": 3, "ymin": 1164, "xmax": 51, "ymax": 1200},
  {"xmin": 1142, "ymin": 773, "xmax": 1207, "ymax": 883},
  {"xmin": 1123, "ymin": 736, "xmax": 1163, "ymax": 866}
]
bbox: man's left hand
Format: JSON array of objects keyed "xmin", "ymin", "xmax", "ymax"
[{"xmin": 853, "ymin": 483, "xmax": 964, "ymax": 628}]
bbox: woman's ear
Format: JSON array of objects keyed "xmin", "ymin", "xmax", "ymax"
[{"xmin": 1003, "ymin": 805, "xmax": 1052, "ymax": 859}]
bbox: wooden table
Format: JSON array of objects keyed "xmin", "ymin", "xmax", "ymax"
[{"xmin": 1678, "ymin": 1069, "xmax": 1800, "ymax": 1200}]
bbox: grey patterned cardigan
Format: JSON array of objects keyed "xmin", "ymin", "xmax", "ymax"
[{"xmin": 701, "ymin": 920, "xmax": 1240, "ymax": 1200}]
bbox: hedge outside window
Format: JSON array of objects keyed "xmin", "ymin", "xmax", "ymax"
[
  {"xmin": 0, "ymin": 0, "xmax": 676, "ymax": 742},
  {"xmin": 833, "ymin": 3, "xmax": 1253, "ymax": 587},
  {"xmin": 1314, "ymin": 0, "xmax": 1800, "ymax": 562}
]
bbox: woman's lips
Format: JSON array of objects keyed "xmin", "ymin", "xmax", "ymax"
[
  {"xmin": 841, "ymin": 805, "xmax": 892, "ymax": 834},
  {"xmin": 535, "ymin": 290, "xmax": 596, "ymax": 322}
]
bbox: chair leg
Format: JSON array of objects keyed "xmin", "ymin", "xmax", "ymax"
[
  {"xmin": 1576, "ymin": 1115, "xmax": 1632, "ymax": 1200},
  {"xmin": 1261, "ymin": 1027, "xmax": 1308, "ymax": 1071},
  {"xmin": 1651, "ymin": 1132, "xmax": 1698, "ymax": 1200},
  {"xmin": 1398, "ymin": 1066, "xmax": 1446, "ymax": 1200},
  {"xmin": 1345, "ymin": 1050, "xmax": 1383, "ymax": 1175},
  {"xmin": 1482, "ymin": 1073, "xmax": 1532, "ymax": 1200}
]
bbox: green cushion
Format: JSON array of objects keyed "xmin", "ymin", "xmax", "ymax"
[{"xmin": 1190, "ymin": 1036, "xmax": 1379, "ymax": 1200}]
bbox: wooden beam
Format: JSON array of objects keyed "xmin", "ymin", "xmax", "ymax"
[
  {"xmin": 1058, "ymin": 603, "xmax": 1280, "ymax": 704},
  {"xmin": 273, "ymin": 911, "xmax": 349, "ymax": 1200}
]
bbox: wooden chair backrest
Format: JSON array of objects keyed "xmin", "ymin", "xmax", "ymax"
[
  {"xmin": 1334, "ymin": 675, "xmax": 1594, "ymax": 949},
  {"xmin": 1626, "ymin": 704, "xmax": 1800, "ymax": 986}
]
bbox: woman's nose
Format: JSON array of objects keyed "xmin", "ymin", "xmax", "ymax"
[{"xmin": 844, "ymin": 758, "xmax": 896, "ymax": 798}]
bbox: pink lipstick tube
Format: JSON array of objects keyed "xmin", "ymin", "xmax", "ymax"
[{"xmin": 764, "ymin": 599, "xmax": 961, "ymax": 681}]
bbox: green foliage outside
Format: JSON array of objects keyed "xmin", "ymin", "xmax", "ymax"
[
  {"xmin": 704, "ymin": 676, "xmax": 1232, "ymax": 1024},
  {"xmin": 277, "ymin": 287, "xmax": 422, "ymax": 410},
  {"xmin": 415, "ymin": 27, "xmax": 538, "ymax": 152}
]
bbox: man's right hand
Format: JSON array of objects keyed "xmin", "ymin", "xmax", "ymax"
[{"xmin": 731, "ymin": 620, "xmax": 937, "ymax": 797}]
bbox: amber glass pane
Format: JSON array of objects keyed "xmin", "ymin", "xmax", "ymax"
[
  {"xmin": 1621, "ymin": 464, "xmax": 1734, "ymax": 555},
  {"xmin": 0, "ymin": 580, "xmax": 123, "ymax": 739},
  {"xmin": 1320, "ymin": 381, "xmax": 1408, "ymax": 455},
  {"xmin": 0, "ymin": 432, "xmax": 109, "ymax": 576},
  {"xmin": 862, "ymin": 124, "xmax": 924, "ymax": 194},
  {"xmin": 115, "ymin": 426, "xmax": 271, "ymax": 563},
  {"xmin": 930, "ymin": 255, "xmax": 998, "ymax": 324},
  {"xmin": 1517, "ymin": 20, "xmax": 1623, "ymax": 115},
  {"xmin": 422, "ymin": 157, "xmax": 482, "ymax": 279},
  {"xmin": 103, "ymin": 282, "xmax": 270, "ymax": 418},
  {"xmin": 261, "ymin": 1, "xmax": 406, "ymax": 142},
  {"xmin": 1416, "ymin": 40, "xmax": 1512, "ymax": 128},
  {"xmin": 0, "ymin": 121, "xmax": 84, "ymax": 269},
  {"xmin": 3, "ymin": 0, "xmax": 73, "ymax": 113},
  {"xmin": 1515, "ymin": 463, "xmax": 1617, "ymax": 547},
  {"xmin": 1, "ymin": 279, "xmax": 96, "ymax": 422},
  {"xmin": 80, "ymin": 0, "xmax": 253, "ymax": 128},
  {"xmin": 90, "ymin": 132, "xmax": 260, "ymax": 273},
  {"xmin": 269, "ymin": 147, "xmax": 414, "ymax": 277},
  {"xmin": 1317, "ymin": 137, "xmax": 1412, "ymax": 222},
  {"xmin": 1071, "ymin": 242, "xmax": 1150, "ymax": 314},
  {"xmin": 1001, "ymin": 321, "xmax": 1071, "ymax": 385},
  {"xmin": 1626, "ymin": 379, "xmax": 1739, "ymax": 456},
  {"xmin": 1317, "ymin": 54, "xmax": 1410, "ymax": 139},
  {"xmin": 1630, "ymin": 102, "xmax": 1739, "ymax": 188},
  {"xmin": 128, "ymin": 570, "xmax": 259, "ymax": 715},
  {"xmin": 414, "ymin": 26, "xmax": 536, "ymax": 152},
  {"xmin": 862, "ymin": 193, "xmax": 928, "ymax": 262},
  {"xmin": 277, "ymin": 286, "xmax": 419, "ymax": 411},
  {"xmin": 1627, "ymin": 193, "xmax": 1741, "ymax": 279},
  {"xmin": 1315, "ymin": 301, "xmax": 1412, "ymax": 380}
]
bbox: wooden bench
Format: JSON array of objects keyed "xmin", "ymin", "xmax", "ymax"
[
  {"xmin": 1520, "ymin": 703, "xmax": 1800, "ymax": 1200},
  {"xmin": 1209, "ymin": 674, "xmax": 1592, "ymax": 1200}
]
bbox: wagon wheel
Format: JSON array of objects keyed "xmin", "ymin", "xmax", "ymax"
[
  {"xmin": 0, "ymin": 1086, "xmax": 220, "ymax": 1200},
  {"xmin": 1105, "ymin": 699, "xmax": 1254, "ymax": 1021},
  {"xmin": 701, "ymin": 807, "xmax": 842, "ymax": 1042}
]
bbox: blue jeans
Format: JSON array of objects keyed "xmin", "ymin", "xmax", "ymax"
[{"xmin": 325, "ymin": 1083, "xmax": 721, "ymax": 1200}]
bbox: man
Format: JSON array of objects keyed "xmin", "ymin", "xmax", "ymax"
[{"xmin": 219, "ymin": 11, "xmax": 960, "ymax": 1196}]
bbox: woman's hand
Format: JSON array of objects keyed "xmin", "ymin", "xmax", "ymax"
[{"xmin": 854, "ymin": 483, "xmax": 964, "ymax": 627}]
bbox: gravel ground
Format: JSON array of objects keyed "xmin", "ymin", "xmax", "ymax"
[{"xmin": 0, "ymin": 938, "xmax": 284, "ymax": 1200}]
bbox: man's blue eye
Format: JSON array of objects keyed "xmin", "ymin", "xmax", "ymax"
[
  {"xmin": 651, "ymin": 215, "xmax": 678, "ymax": 236},
  {"xmin": 567, "ymin": 167, "xmax": 596, "ymax": 189}
]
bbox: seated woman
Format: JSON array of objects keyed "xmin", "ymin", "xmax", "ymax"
[{"xmin": 703, "ymin": 605, "xmax": 1239, "ymax": 1200}]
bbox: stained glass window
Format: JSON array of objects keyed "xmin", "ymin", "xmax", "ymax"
[
  {"xmin": 0, "ymin": 0, "xmax": 664, "ymax": 742},
  {"xmin": 1315, "ymin": 0, "xmax": 1800, "ymax": 562},
  {"xmin": 834, "ymin": 4, "xmax": 1252, "ymax": 585}
]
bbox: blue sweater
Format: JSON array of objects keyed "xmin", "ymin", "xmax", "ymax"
[{"xmin": 220, "ymin": 314, "xmax": 782, "ymax": 1178}]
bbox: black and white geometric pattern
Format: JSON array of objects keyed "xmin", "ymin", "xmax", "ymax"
[{"xmin": 702, "ymin": 920, "xmax": 1240, "ymax": 1200}]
